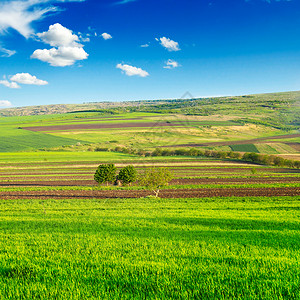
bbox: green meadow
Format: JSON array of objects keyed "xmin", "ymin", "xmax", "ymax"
[
  {"xmin": 0, "ymin": 196, "xmax": 300, "ymax": 299},
  {"xmin": 0, "ymin": 91, "xmax": 299, "ymax": 299}
]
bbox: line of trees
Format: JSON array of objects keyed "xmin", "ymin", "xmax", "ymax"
[{"xmin": 112, "ymin": 147, "xmax": 300, "ymax": 169}]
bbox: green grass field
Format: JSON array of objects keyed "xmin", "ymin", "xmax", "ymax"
[
  {"xmin": 0, "ymin": 196, "xmax": 299, "ymax": 299},
  {"xmin": 0, "ymin": 91, "xmax": 299, "ymax": 299}
]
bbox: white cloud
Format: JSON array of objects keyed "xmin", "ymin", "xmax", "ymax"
[
  {"xmin": 32, "ymin": 46, "xmax": 88, "ymax": 67},
  {"xmin": 0, "ymin": 73, "xmax": 48, "ymax": 88},
  {"xmin": 158, "ymin": 37, "xmax": 180, "ymax": 52},
  {"xmin": 141, "ymin": 43, "xmax": 149, "ymax": 48},
  {"xmin": 0, "ymin": 46, "xmax": 16, "ymax": 57},
  {"xmin": 101, "ymin": 33, "xmax": 112, "ymax": 40},
  {"xmin": 0, "ymin": 80, "xmax": 20, "ymax": 89},
  {"xmin": 0, "ymin": 100, "xmax": 12, "ymax": 108},
  {"xmin": 10, "ymin": 73, "xmax": 48, "ymax": 85},
  {"xmin": 116, "ymin": 63, "xmax": 149, "ymax": 77},
  {"xmin": 164, "ymin": 59, "xmax": 180, "ymax": 69},
  {"xmin": 114, "ymin": 0, "xmax": 137, "ymax": 5},
  {"xmin": 36, "ymin": 23, "xmax": 82, "ymax": 47},
  {"xmin": 0, "ymin": 0, "xmax": 54, "ymax": 38},
  {"xmin": 0, "ymin": 0, "xmax": 85, "ymax": 39},
  {"xmin": 80, "ymin": 36, "xmax": 90, "ymax": 43},
  {"xmin": 32, "ymin": 23, "xmax": 88, "ymax": 66}
]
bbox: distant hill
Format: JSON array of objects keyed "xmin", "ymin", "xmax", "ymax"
[
  {"xmin": 0, "ymin": 91, "xmax": 299, "ymax": 129},
  {"xmin": 0, "ymin": 100, "xmax": 170, "ymax": 117}
]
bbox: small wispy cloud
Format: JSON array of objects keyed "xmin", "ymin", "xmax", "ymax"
[
  {"xmin": 0, "ymin": 100, "xmax": 12, "ymax": 108},
  {"xmin": 101, "ymin": 33, "xmax": 112, "ymax": 40},
  {"xmin": 114, "ymin": 0, "xmax": 137, "ymax": 5},
  {"xmin": 141, "ymin": 43, "xmax": 150, "ymax": 48},
  {"xmin": 163, "ymin": 59, "xmax": 180, "ymax": 69},
  {"xmin": 116, "ymin": 63, "xmax": 149, "ymax": 77},
  {"xmin": 0, "ymin": 46, "xmax": 16, "ymax": 57},
  {"xmin": 156, "ymin": 37, "xmax": 180, "ymax": 52},
  {"xmin": 0, "ymin": 80, "xmax": 20, "ymax": 89}
]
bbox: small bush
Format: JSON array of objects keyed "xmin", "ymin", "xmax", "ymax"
[
  {"xmin": 139, "ymin": 167, "xmax": 174, "ymax": 197},
  {"xmin": 118, "ymin": 165, "xmax": 137, "ymax": 185},
  {"xmin": 94, "ymin": 164, "xmax": 117, "ymax": 185}
]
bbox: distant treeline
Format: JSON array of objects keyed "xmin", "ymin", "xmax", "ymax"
[{"xmin": 106, "ymin": 147, "xmax": 300, "ymax": 169}]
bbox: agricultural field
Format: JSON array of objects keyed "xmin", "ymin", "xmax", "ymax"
[
  {"xmin": 0, "ymin": 91, "xmax": 299, "ymax": 298},
  {"xmin": 0, "ymin": 151, "xmax": 299, "ymax": 299},
  {"xmin": 0, "ymin": 90, "xmax": 298, "ymax": 157}
]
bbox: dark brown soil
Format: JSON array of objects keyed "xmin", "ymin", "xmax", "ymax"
[
  {"xmin": 0, "ymin": 187, "xmax": 299, "ymax": 199},
  {"xmin": 1, "ymin": 177, "xmax": 299, "ymax": 187},
  {"xmin": 22, "ymin": 122, "xmax": 183, "ymax": 132},
  {"xmin": 286, "ymin": 143, "xmax": 300, "ymax": 151}
]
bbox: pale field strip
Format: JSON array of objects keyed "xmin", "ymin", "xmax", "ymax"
[
  {"xmin": 276, "ymin": 154, "xmax": 300, "ymax": 161},
  {"xmin": 0, "ymin": 162, "xmax": 256, "ymax": 170},
  {"xmin": 0, "ymin": 174, "xmax": 92, "ymax": 178}
]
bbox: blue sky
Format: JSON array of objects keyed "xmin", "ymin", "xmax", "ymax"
[{"xmin": 0, "ymin": 0, "xmax": 300, "ymax": 108}]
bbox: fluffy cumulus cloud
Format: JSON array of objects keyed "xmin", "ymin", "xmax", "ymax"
[
  {"xmin": 31, "ymin": 23, "xmax": 88, "ymax": 66},
  {"xmin": 10, "ymin": 73, "xmax": 48, "ymax": 85},
  {"xmin": 32, "ymin": 46, "xmax": 88, "ymax": 67},
  {"xmin": 0, "ymin": 73, "xmax": 48, "ymax": 88},
  {"xmin": 0, "ymin": 80, "xmax": 20, "ymax": 89},
  {"xmin": 116, "ymin": 63, "xmax": 149, "ymax": 77},
  {"xmin": 0, "ymin": 0, "xmax": 85, "ymax": 39},
  {"xmin": 101, "ymin": 33, "xmax": 112, "ymax": 40},
  {"xmin": 0, "ymin": 100, "xmax": 12, "ymax": 108},
  {"xmin": 164, "ymin": 59, "xmax": 180, "ymax": 69},
  {"xmin": 157, "ymin": 37, "xmax": 180, "ymax": 52},
  {"xmin": 36, "ymin": 23, "xmax": 82, "ymax": 47}
]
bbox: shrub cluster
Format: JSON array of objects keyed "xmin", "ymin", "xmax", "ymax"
[
  {"xmin": 242, "ymin": 153, "xmax": 300, "ymax": 168},
  {"xmin": 94, "ymin": 164, "xmax": 137, "ymax": 186},
  {"xmin": 111, "ymin": 146, "xmax": 300, "ymax": 169}
]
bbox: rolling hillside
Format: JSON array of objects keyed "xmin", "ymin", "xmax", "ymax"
[{"xmin": 0, "ymin": 91, "xmax": 299, "ymax": 157}]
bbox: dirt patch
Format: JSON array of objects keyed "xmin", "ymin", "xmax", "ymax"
[
  {"xmin": 162, "ymin": 134, "xmax": 300, "ymax": 147},
  {"xmin": 0, "ymin": 187, "xmax": 299, "ymax": 199},
  {"xmin": 286, "ymin": 143, "xmax": 300, "ymax": 151},
  {"xmin": 22, "ymin": 122, "xmax": 184, "ymax": 132},
  {"xmin": 1, "ymin": 174, "xmax": 299, "ymax": 187}
]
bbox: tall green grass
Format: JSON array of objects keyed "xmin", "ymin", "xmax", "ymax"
[
  {"xmin": 0, "ymin": 128, "xmax": 85, "ymax": 152},
  {"xmin": 230, "ymin": 144, "xmax": 259, "ymax": 153},
  {"xmin": 0, "ymin": 196, "xmax": 299, "ymax": 299}
]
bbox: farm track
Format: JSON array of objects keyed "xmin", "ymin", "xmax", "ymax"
[
  {"xmin": 163, "ymin": 133, "xmax": 300, "ymax": 147},
  {"xmin": 287, "ymin": 143, "xmax": 300, "ymax": 151},
  {"xmin": 22, "ymin": 122, "xmax": 184, "ymax": 132},
  {"xmin": 0, "ymin": 187, "xmax": 299, "ymax": 199},
  {"xmin": 0, "ymin": 160, "xmax": 246, "ymax": 167},
  {"xmin": 0, "ymin": 167, "xmax": 298, "ymax": 175},
  {"xmin": 1, "ymin": 177, "xmax": 300, "ymax": 187}
]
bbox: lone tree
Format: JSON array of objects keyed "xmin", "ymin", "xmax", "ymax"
[
  {"xmin": 118, "ymin": 165, "xmax": 137, "ymax": 186},
  {"xmin": 94, "ymin": 163, "xmax": 117, "ymax": 185},
  {"xmin": 139, "ymin": 167, "xmax": 173, "ymax": 197}
]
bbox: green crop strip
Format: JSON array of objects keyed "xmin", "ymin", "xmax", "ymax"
[
  {"xmin": 0, "ymin": 196, "xmax": 299, "ymax": 299},
  {"xmin": 0, "ymin": 182, "xmax": 298, "ymax": 192}
]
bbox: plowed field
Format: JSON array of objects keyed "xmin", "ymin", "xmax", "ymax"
[
  {"xmin": 0, "ymin": 187, "xmax": 299, "ymax": 199},
  {"xmin": 0, "ymin": 156, "xmax": 299, "ymax": 199}
]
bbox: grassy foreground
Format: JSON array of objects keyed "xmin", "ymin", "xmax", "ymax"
[{"xmin": 0, "ymin": 196, "xmax": 299, "ymax": 299}]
